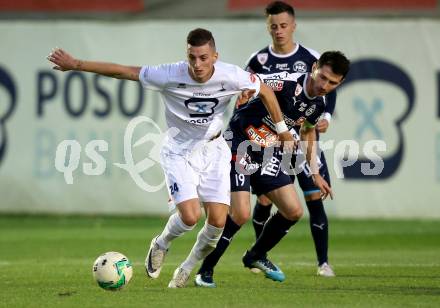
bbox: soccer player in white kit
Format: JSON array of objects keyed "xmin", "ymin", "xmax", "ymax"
[{"xmin": 47, "ymin": 28, "xmax": 294, "ymax": 288}]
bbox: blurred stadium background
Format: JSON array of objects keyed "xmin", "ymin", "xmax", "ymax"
[
  {"xmin": 0, "ymin": 0, "xmax": 439, "ymax": 217},
  {"xmin": 0, "ymin": 1, "xmax": 439, "ymax": 306}
]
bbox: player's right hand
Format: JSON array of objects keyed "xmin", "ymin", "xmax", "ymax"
[
  {"xmin": 278, "ymin": 131, "xmax": 297, "ymax": 153},
  {"xmin": 47, "ymin": 48, "xmax": 78, "ymax": 71},
  {"xmin": 312, "ymin": 174, "xmax": 333, "ymax": 200}
]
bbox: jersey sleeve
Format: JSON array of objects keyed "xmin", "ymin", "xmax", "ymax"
[
  {"xmin": 304, "ymin": 46, "xmax": 321, "ymax": 61},
  {"xmin": 139, "ymin": 64, "xmax": 170, "ymax": 90},
  {"xmin": 235, "ymin": 66, "xmax": 261, "ymax": 98},
  {"xmin": 306, "ymin": 102, "xmax": 326, "ymax": 127},
  {"xmin": 324, "ymin": 90, "xmax": 337, "ymax": 116},
  {"xmin": 244, "ymin": 53, "xmax": 260, "ymax": 73}
]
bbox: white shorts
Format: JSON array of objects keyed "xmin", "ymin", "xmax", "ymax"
[{"xmin": 160, "ymin": 136, "xmax": 232, "ymax": 210}]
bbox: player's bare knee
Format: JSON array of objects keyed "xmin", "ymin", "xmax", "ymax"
[
  {"xmin": 207, "ymin": 215, "xmax": 226, "ymax": 228},
  {"xmin": 257, "ymin": 194, "xmax": 272, "ymax": 206},
  {"xmin": 230, "ymin": 208, "xmax": 251, "ymax": 226},
  {"xmin": 180, "ymin": 211, "xmax": 201, "ymax": 226},
  {"xmin": 181, "ymin": 216, "xmax": 198, "ymax": 227},
  {"xmin": 232, "ymin": 213, "xmax": 250, "ymax": 226},
  {"xmin": 283, "ymin": 206, "xmax": 303, "ymax": 221},
  {"xmin": 293, "ymin": 206, "xmax": 304, "ymax": 220}
]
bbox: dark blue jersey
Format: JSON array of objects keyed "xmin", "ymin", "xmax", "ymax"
[
  {"xmin": 229, "ymin": 72, "xmax": 325, "ymax": 148},
  {"xmin": 245, "ymin": 44, "xmax": 336, "ymax": 116}
]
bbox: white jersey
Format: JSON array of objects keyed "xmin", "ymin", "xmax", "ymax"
[{"xmin": 139, "ymin": 61, "xmax": 260, "ymax": 151}]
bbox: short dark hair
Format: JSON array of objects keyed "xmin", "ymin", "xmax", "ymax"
[
  {"xmin": 317, "ymin": 51, "xmax": 350, "ymax": 79},
  {"xmin": 265, "ymin": 1, "xmax": 295, "ymax": 17},
  {"xmin": 187, "ymin": 28, "xmax": 216, "ymax": 49}
]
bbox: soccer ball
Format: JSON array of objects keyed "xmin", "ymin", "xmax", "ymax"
[{"xmin": 92, "ymin": 252, "xmax": 133, "ymax": 291}]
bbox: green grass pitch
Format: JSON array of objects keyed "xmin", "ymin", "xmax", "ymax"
[{"xmin": 0, "ymin": 216, "xmax": 439, "ymax": 307}]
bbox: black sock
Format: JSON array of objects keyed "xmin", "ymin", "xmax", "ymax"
[
  {"xmin": 198, "ymin": 214, "xmax": 241, "ymax": 273},
  {"xmin": 250, "ymin": 211, "xmax": 297, "ymax": 258},
  {"xmin": 306, "ymin": 199, "xmax": 328, "ymax": 265},
  {"xmin": 252, "ymin": 201, "xmax": 272, "ymax": 239}
]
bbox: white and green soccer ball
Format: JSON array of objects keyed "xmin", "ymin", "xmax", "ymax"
[{"xmin": 92, "ymin": 252, "xmax": 133, "ymax": 291}]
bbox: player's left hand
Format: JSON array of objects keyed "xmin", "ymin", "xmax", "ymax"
[
  {"xmin": 235, "ymin": 89, "xmax": 255, "ymax": 108},
  {"xmin": 316, "ymin": 119, "xmax": 329, "ymax": 133},
  {"xmin": 278, "ymin": 131, "xmax": 297, "ymax": 153},
  {"xmin": 312, "ymin": 174, "xmax": 333, "ymax": 200}
]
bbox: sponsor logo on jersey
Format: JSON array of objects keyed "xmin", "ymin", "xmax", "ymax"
[
  {"xmin": 305, "ymin": 104, "xmax": 316, "ymax": 116},
  {"xmin": 235, "ymin": 153, "xmax": 260, "ymax": 173},
  {"xmin": 245, "ymin": 124, "xmax": 278, "ymax": 147},
  {"xmin": 193, "ymin": 92, "xmax": 211, "ymax": 97},
  {"xmin": 185, "ymin": 97, "xmax": 219, "ymax": 120},
  {"xmin": 186, "ymin": 100, "xmax": 217, "ymax": 116},
  {"xmin": 295, "ymin": 84, "xmax": 303, "ymax": 96},
  {"xmin": 257, "ymin": 53, "xmax": 268, "ymax": 65},
  {"xmin": 265, "ymin": 79, "xmax": 284, "ymax": 91},
  {"xmin": 185, "ymin": 118, "xmax": 210, "ymax": 125},
  {"xmin": 261, "ymin": 156, "xmax": 282, "ymax": 177},
  {"xmin": 275, "ymin": 63, "xmax": 289, "ymax": 70},
  {"xmin": 177, "ymin": 83, "xmax": 187, "ymax": 88},
  {"xmin": 293, "ymin": 61, "xmax": 307, "ymax": 73}
]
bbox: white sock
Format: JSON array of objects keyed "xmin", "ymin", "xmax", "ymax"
[
  {"xmin": 180, "ymin": 222, "xmax": 223, "ymax": 272},
  {"xmin": 156, "ymin": 212, "xmax": 194, "ymax": 249}
]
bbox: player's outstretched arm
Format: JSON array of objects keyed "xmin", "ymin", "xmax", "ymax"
[
  {"xmin": 47, "ymin": 48, "xmax": 141, "ymax": 81},
  {"xmin": 300, "ymin": 123, "xmax": 333, "ymax": 200},
  {"xmin": 258, "ymin": 83, "xmax": 295, "ymax": 152}
]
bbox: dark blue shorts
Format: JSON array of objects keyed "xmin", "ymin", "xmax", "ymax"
[
  {"xmin": 230, "ymin": 152, "xmax": 293, "ymax": 196},
  {"xmin": 226, "ymin": 122, "xmax": 293, "ymax": 196}
]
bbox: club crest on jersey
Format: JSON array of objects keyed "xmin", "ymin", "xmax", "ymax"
[
  {"xmin": 265, "ymin": 79, "xmax": 284, "ymax": 91},
  {"xmin": 257, "ymin": 53, "xmax": 268, "ymax": 65},
  {"xmin": 293, "ymin": 61, "xmax": 307, "ymax": 73},
  {"xmin": 297, "ymin": 101, "xmax": 308, "ymax": 112},
  {"xmin": 295, "ymin": 84, "xmax": 303, "ymax": 96},
  {"xmin": 305, "ymin": 105, "xmax": 316, "ymax": 116}
]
